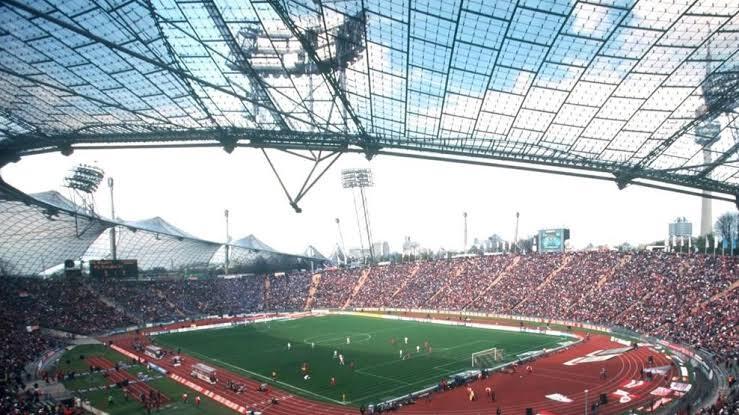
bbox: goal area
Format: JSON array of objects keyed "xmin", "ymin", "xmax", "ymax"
[{"xmin": 471, "ymin": 347, "xmax": 504, "ymax": 368}]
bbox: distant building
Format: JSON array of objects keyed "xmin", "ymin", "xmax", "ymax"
[
  {"xmin": 402, "ymin": 236, "xmax": 420, "ymax": 256},
  {"xmin": 372, "ymin": 241, "xmax": 390, "ymax": 257},
  {"xmin": 669, "ymin": 217, "xmax": 693, "ymax": 238}
]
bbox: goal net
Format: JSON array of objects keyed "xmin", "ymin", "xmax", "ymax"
[{"xmin": 471, "ymin": 347, "xmax": 504, "ymax": 368}]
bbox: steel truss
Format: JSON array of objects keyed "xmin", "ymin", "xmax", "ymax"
[{"xmin": 0, "ymin": 0, "xmax": 738, "ymax": 207}]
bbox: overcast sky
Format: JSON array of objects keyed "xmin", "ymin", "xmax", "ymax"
[{"xmin": 1, "ymin": 148, "xmax": 734, "ymax": 256}]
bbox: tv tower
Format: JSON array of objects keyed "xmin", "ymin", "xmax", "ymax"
[{"xmin": 695, "ymin": 27, "xmax": 721, "ymax": 236}]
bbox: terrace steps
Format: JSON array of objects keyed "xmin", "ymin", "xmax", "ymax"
[
  {"xmin": 510, "ymin": 255, "xmax": 573, "ymax": 312},
  {"xmin": 698, "ymin": 279, "xmax": 739, "ymax": 310},
  {"xmin": 84, "ymin": 283, "xmax": 142, "ymax": 323},
  {"xmin": 391, "ymin": 263, "xmax": 420, "ymax": 298},
  {"xmin": 562, "ymin": 255, "xmax": 631, "ymax": 317},
  {"xmin": 343, "ymin": 268, "xmax": 371, "ymax": 309},
  {"xmin": 263, "ymin": 276, "xmax": 271, "ymax": 309},
  {"xmin": 160, "ymin": 293, "xmax": 186, "ymax": 318},
  {"xmin": 304, "ymin": 273, "xmax": 321, "ymax": 310},
  {"xmin": 464, "ymin": 255, "xmax": 519, "ymax": 309},
  {"xmin": 615, "ymin": 284, "xmax": 658, "ymax": 322},
  {"xmin": 595, "ymin": 255, "xmax": 630, "ymax": 289},
  {"xmin": 427, "ymin": 261, "xmax": 467, "ymax": 304},
  {"xmin": 534, "ymin": 254, "xmax": 573, "ymax": 292},
  {"xmin": 562, "ymin": 254, "xmax": 630, "ymax": 316}
]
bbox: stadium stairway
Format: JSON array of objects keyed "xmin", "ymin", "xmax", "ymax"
[
  {"xmin": 160, "ymin": 292, "xmax": 186, "ymax": 319},
  {"xmin": 615, "ymin": 283, "xmax": 660, "ymax": 323},
  {"xmin": 533, "ymin": 254, "xmax": 572, "ymax": 291},
  {"xmin": 342, "ymin": 268, "xmax": 371, "ymax": 309},
  {"xmin": 426, "ymin": 260, "xmax": 467, "ymax": 305},
  {"xmin": 698, "ymin": 278, "xmax": 739, "ymax": 310},
  {"xmin": 464, "ymin": 256, "xmax": 520, "ymax": 310},
  {"xmin": 560, "ymin": 254, "xmax": 631, "ymax": 318},
  {"xmin": 594, "ymin": 254, "xmax": 631, "ymax": 289},
  {"xmin": 390, "ymin": 263, "xmax": 421, "ymax": 298},
  {"xmin": 304, "ymin": 273, "xmax": 320, "ymax": 310},
  {"xmin": 83, "ymin": 281, "xmax": 142, "ymax": 323},
  {"xmin": 510, "ymin": 254, "xmax": 573, "ymax": 313}
]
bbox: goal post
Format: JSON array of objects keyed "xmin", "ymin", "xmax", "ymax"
[{"xmin": 471, "ymin": 347, "xmax": 504, "ymax": 368}]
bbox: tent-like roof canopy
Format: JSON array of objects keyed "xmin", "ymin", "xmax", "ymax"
[
  {"xmin": 233, "ymin": 234, "xmax": 275, "ymax": 252},
  {"xmin": 0, "ymin": 180, "xmax": 325, "ymax": 276},
  {"xmin": 0, "ymin": 0, "xmax": 738, "ymax": 203}
]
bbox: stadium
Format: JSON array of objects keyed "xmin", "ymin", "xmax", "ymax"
[{"xmin": 0, "ymin": 0, "xmax": 738, "ymax": 414}]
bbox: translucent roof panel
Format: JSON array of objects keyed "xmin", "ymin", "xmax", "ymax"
[
  {"xmin": 0, "ymin": 189, "xmax": 108, "ymax": 275},
  {"xmin": 0, "ymin": 0, "xmax": 738, "ymax": 196},
  {"xmin": 0, "ymin": 181, "xmax": 323, "ymax": 276},
  {"xmin": 83, "ymin": 227, "xmax": 221, "ymax": 271},
  {"xmin": 213, "ymin": 245, "xmax": 315, "ymax": 274}
]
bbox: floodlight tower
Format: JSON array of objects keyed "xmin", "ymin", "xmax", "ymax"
[
  {"xmin": 224, "ymin": 209, "xmax": 231, "ymax": 274},
  {"xmin": 63, "ymin": 163, "xmax": 105, "ymax": 214},
  {"xmin": 335, "ymin": 218, "xmax": 348, "ymax": 266},
  {"xmin": 341, "ymin": 168, "xmax": 375, "ymax": 263},
  {"xmin": 463, "ymin": 212, "xmax": 468, "ymax": 252},
  {"xmin": 63, "ymin": 163, "xmax": 104, "ymax": 239},
  {"xmin": 513, "ymin": 212, "xmax": 520, "ymax": 253},
  {"xmin": 107, "ymin": 177, "xmax": 117, "ymax": 260}
]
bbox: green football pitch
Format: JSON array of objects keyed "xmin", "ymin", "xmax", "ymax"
[{"xmin": 153, "ymin": 314, "xmax": 568, "ymax": 406}]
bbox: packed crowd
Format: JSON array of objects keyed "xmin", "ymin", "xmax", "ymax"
[
  {"xmin": 387, "ymin": 259, "xmax": 462, "ymax": 308},
  {"xmin": 473, "ymin": 253, "xmax": 562, "ymax": 312},
  {"xmin": 354, "ymin": 262, "xmax": 417, "ymax": 308},
  {"xmin": 515, "ymin": 251, "xmax": 625, "ymax": 319},
  {"xmin": 265, "ymin": 272, "xmax": 311, "ymax": 311},
  {"xmin": 0, "ymin": 292, "xmax": 72, "ymax": 415},
  {"xmin": 428, "ymin": 255, "xmax": 509, "ymax": 310},
  {"xmin": 312, "ymin": 269, "xmax": 362, "ymax": 308},
  {"xmin": 1, "ymin": 252, "xmax": 736, "ymax": 362},
  {"xmin": 0, "ymin": 278, "xmax": 133, "ymax": 334}
]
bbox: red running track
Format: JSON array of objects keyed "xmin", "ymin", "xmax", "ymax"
[
  {"xmin": 107, "ymin": 326, "xmax": 676, "ymax": 415},
  {"xmin": 87, "ymin": 356, "xmax": 170, "ymax": 405},
  {"xmin": 398, "ymin": 335, "xmax": 676, "ymax": 415}
]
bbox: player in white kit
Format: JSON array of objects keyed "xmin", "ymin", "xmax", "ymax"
[
  {"xmin": 404, "ymin": 336, "xmax": 408, "ymax": 344},
  {"xmin": 346, "ymin": 336, "xmax": 351, "ymax": 344},
  {"xmin": 287, "ymin": 342, "xmax": 291, "ymax": 350},
  {"xmin": 339, "ymin": 354, "xmax": 345, "ymax": 365}
]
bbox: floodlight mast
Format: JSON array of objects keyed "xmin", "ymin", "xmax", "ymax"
[
  {"xmin": 63, "ymin": 163, "xmax": 104, "ymax": 237},
  {"xmin": 335, "ymin": 218, "xmax": 348, "ymax": 266},
  {"xmin": 341, "ymin": 168, "xmax": 375, "ymax": 263},
  {"xmin": 463, "ymin": 212, "xmax": 468, "ymax": 253},
  {"xmin": 108, "ymin": 177, "xmax": 117, "ymax": 260},
  {"xmin": 225, "ymin": 209, "xmax": 231, "ymax": 275}
]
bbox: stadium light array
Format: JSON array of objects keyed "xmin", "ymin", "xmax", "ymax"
[{"xmin": 63, "ymin": 164, "xmax": 104, "ymax": 194}]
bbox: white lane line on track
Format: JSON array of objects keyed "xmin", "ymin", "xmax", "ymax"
[{"xmin": 173, "ymin": 346, "xmax": 348, "ymax": 405}]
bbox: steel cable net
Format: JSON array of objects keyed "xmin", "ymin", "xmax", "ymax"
[
  {"xmin": 213, "ymin": 244, "xmax": 313, "ymax": 274},
  {"xmin": 83, "ymin": 227, "xmax": 221, "ymax": 271},
  {"xmin": 0, "ymin": 193, "xmax": 107, "ymax": 276},
  {"xmin": 0, "ymin": 184, "xmax": 321, "ymax": 276},
  {"xmin": 0, "ymin": 0, "xmax": 738, "ymax": 195}
]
